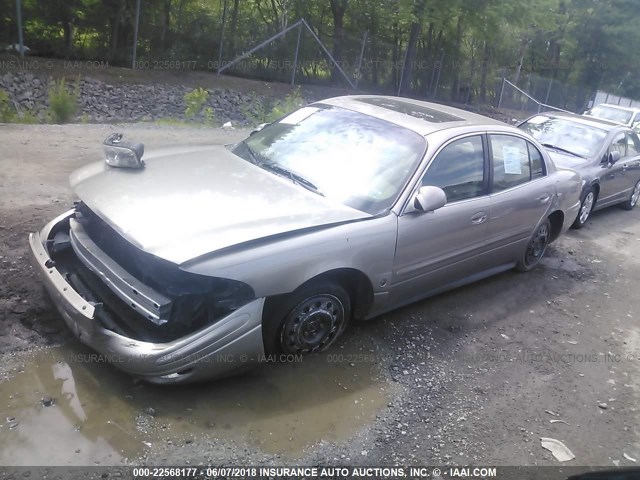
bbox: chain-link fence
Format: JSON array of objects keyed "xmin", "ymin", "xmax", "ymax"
[
  {"xmin": 497, "ymin": 74, "xmax": 592, "ymax": 114},
  {"xmin": 3, "ymin": 0, "xmax": 606, "ymax": 112}
]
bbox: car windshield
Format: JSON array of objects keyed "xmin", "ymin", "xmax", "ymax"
[
  {"xmin": 587, "ymin": 105, "xmax": 634, "ymax": 125},
  {"xmin": 232, "ymin": 105, "xmax": 426, "ymax": 214},
  {"xmin": 518, "ymin": 115, "xmax": 608, "ymax": 159}
]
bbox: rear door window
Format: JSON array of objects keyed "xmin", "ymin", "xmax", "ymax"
[{"xmin": 491, "ymin": 135, "xmax": 531, "ymax": 191}]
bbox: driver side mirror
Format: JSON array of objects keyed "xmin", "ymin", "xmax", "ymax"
[
  {"xmin": 608, "ymin": 150, "xmax": 621, "ymax": 165},
  {"xmin": 411, "ymin": 186, "xmax": 447, "ymax": 213}
]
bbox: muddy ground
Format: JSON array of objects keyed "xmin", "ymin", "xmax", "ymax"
[{"xmin": 0, "ymin": 124, "xmax": 639, "ymax": 475}]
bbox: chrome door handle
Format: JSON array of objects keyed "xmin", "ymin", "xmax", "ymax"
[
  {"xmin": 537, "ymin": 194, "xmax": 551, "ymax": 204},
  {"xmin": 470, "ymin": 212, "xmax": 487, "ymax": 224}
]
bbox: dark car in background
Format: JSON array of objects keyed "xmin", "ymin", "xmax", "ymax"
[{"xmin": 518, "ymin": 112, "xmax": 640, "ymax": 228}]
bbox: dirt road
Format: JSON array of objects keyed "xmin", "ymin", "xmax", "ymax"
[{"xmin": 0, "ymin": 124, "xmax": 639, "ymax": 472}]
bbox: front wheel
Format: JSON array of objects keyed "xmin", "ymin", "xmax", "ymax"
[
  {"xmin": 621, "ymin": 179, "xmax": 640, "ymax": 210},
  {"xmin": 516, "ymin": 218, "xmax": 551, "ymax": 272},
  {"xmin": 571, "ymin": 188, "xmax": 595, "ymax": 229},
  {"xmin": 263, "ymin": 282, "xmax": 351, "ymax": 355}
]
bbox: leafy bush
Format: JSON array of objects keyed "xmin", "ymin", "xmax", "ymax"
[
  {"xmin": 202, "ymin": 106, "xmax": 216, "ymax": 126},
  {"xmin": 242, "ymin": 88, "xmax": 305, "ymax": 126},
  {"xmin": 241, "ymin": 93, "xmax": 269, "ymax": 125},
  {"xmin": 0, "ymin": 89, "xmax": 17, "ymax": 122},
  {"xmin": 0, "ymin": 89, "xmax": 39, "ymax": 124},
  {"xmin": 184, "ymin": 87, "xmax": 209, "ymax": 119},
  {"xmin": 48, "ymin": 78, "xmax": 79, "ymax": 123},
  {"xmin": 268, "ymin": 87, "xmax": 305, "ymax": 122},
  {"xmin": 16, "ymin": 111, "xmax": 39, "ymax": 124}
]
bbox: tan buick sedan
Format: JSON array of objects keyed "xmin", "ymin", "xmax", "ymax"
[{"xmin": 29, "ymin": 96, "xmax": 582, "ymax": 383}]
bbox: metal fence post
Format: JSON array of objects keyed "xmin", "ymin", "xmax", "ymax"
[
  {"xmin": 354, "ymin": 30, "xmax": 368, "ymax": 89},
  {"xmin": 219, "ymin": 19, "xmax": 303, "ymax": 75},
  {"xmin": 15, "ymin": 0, "xmax": 24, "ymax": 59},
  {"xmin": 300, "ymin": 19, "xmax": 355, "ymax": 88},
  {"xmin": 397, "ymin": 45, "xmax": 409, "ymax": 96},
  {"xmin": 544, "ymin": 77, "xmax": 552, "ymax": 105},
  {"xmin": 291, "ymin": 23, "xmax": 302, "ymax": 86},
  {"xmin": 132, "ymin": 0, "xmax": 141, "ymax": 69}
]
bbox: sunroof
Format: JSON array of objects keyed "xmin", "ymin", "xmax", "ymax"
[{"xmin": 356, "ymin": 97, "xmax": 464, "ymax": 123}]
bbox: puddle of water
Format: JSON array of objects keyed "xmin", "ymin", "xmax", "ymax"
[{"xmin": 0, "ymin": 343, "xmax": 389, "ymax": 465}]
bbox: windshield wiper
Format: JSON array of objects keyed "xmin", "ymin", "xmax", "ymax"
[
  {"xmin": 260, "ymin": 162, "xmax": 324, "ymax": 196},
  {"xmin": 541, "ymin": 143, "xmax": 585, "ymax": 158},
  {"xmin": 235, "ymin": 141, "xmax": 262, "ymax": 165}
]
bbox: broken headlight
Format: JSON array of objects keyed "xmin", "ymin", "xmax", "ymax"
[{"xmin": 103, "ymin": 133, "xmax": 145, "ymax": 169}]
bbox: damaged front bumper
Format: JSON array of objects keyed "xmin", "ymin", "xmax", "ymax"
[{"xmin": 28, "ymin": 210, "xmax": 266, "ymax": 384}]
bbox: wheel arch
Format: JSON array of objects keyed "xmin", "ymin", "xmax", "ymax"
[
  {"xmin": 547, "ymin": 210, "xmax": 564, "ymax": 242},
  {"xmin": 588, "ymin": 181, "xmax": 600, "ymax": 202},
  {"xmin": 263, "ymin": 267, "xmax": 374, "ymax": 323}
]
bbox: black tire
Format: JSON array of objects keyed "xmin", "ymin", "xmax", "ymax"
[
  {"xmin": 571, "ymin": 188, "xmax": 596, "ymax": 229},
  {"xmin": 263, "ymin": 281, "xmax": 351, "ymax": 355},
  {"xmin": 516, "ymin": 218, "xmax": 551, "ymax": 272},
  {"xmin": 621, "ymin": 179, "xmax": 640, "ymax": 210}
]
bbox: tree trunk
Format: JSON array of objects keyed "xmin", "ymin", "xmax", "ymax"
[
  {"xmin": 229, "ymin": 0, "xmax": 240, "ymax": 54},
  {"xmin": 109, "ymin": 0, "xmax": 126, "ymax": 61},
  {"xmin": 480, "ymin": 41, "xmax": 490, "ymax": 103},
  {"xmin": 399, "ymin": 20, "xmax": 420, "ymax": 95},
  {"xmin": 62, "ymin": 22, "xmax": 74, "ymax": 58},
  {"xmin": 399, "ymin": 0, "xmax": 426, "ymax": 95},
  {"xmin": 54, "ymin": 0, "xmax": 74, "ymax": 58},
  {"xmin": 160, "ymin": 0, "xmax": 171, "ymax": 55},
  {"xmin": 450, "ymin": 14, "xmax": 463, "ymax": 101},
  {"xmin": 511, "ymin": 38, "xmax": 529, "ymax": 87},
  {"xmin": 330, "ymin": 0, "xmax": 348, "ymax": 85}
]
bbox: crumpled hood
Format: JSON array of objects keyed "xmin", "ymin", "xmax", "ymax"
[{"xmin": 70, "ymin": 145, "xmax": 369, "ymax": 265}]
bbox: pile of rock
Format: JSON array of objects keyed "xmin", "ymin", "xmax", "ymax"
[{"xmin": 0, "ymin": 70, "xmax": 270, "ymax": 124}]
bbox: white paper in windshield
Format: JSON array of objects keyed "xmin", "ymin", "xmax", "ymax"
[
  {"xmin": 503, "ymin": 146, "xmax": 523, "ymax": 174},
  {"xmin": 280, "ymin": 107, "xmax": 320, "ymax": 125}
]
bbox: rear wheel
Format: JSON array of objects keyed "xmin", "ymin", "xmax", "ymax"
[
  {"xmin": 517, "ymin": 218, "xmax": 551, "ymax": 272},
  {"xmin": 572, "ymin": 188, "xmax": 595, "ymax": 229},
  {"xmin": 264, "ymin": 282, "xmax": 351, "ymax": 355},
  {"xmin": 621, "ymin": 179, "xmax": 640, "ymax": 210}
]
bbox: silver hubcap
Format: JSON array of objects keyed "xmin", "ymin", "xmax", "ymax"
[
  {"xmin": 579, "ymin": 192, "xmax": 594, "ymax": 224},
  {"xmin": 631, "ymin": 181, "xmax": 640, "ymax": 207},
  {"xmin": 281, "ymin": 294, "xmax": 344, "ymax": 354}
]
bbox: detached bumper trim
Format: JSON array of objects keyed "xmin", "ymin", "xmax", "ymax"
[{"xmin": 28, "ymin": 211, "xmax": 266, "ymax": 384}]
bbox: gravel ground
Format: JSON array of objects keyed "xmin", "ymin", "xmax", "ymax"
[{"xmin": 0, "ymin": 124, "xmax": 639, "ymax": 476}]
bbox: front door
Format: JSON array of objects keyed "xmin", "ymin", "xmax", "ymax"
[
  {"xmin": 599, "ymin": 132, "xmax": 629, "ymax": 205},
  {"xmin": 393, "ymin": 134, "xmax": 491, "ymax": 303}
]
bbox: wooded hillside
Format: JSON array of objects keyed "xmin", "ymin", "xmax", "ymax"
[{"xmin": 2, "ymin": 0, "xmax": 639, "ymax": 108}]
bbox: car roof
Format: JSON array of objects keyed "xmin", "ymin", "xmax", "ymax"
[
  {"xmin": 315, "ymin": 95, "xmax": 506, "ymax": 136},
  {"xmin": 535, "ymin": 110, "xmax": 626, "ymax": 132},
  {"xmin": 592, "ymin": 103, "xmax": 640, "ymax": 114}
]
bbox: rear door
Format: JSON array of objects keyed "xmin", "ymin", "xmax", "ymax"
[
  {"xmin": 392, "ymin": 134, "xmax": 491, "ymax": 302},
  {"xmin": 482, "ymin": 134, "xmax": 555, "ymax": 268},
  {"xmin": 621, "ymin": 132, "xmax": 640, "ymax": 192},
  {"xmin": 599, "ymin": 132, "xmax": 629, "ymax": 204}
]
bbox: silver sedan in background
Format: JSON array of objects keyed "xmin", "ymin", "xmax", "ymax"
[
  {"xmin": 29, "ymin": 96, "xmax": 581, "ymax": 383},
  {"xmin": 518, "ymin": 112, "xmax": 640, "ymax": 228}
]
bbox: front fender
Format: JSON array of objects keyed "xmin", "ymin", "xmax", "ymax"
[{"xmin": 180, "ymin": 214, "xmax": 398, "ymax": 299}]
